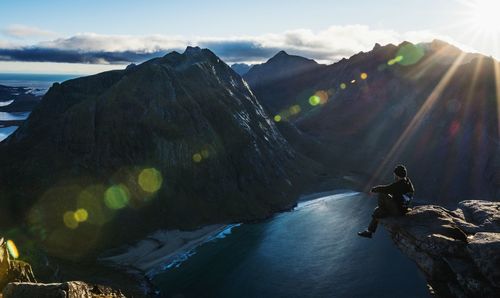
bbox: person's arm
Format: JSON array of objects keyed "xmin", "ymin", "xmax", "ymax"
[
  {"xmin": 371, "ymin": 182, "xmax": 397, "ymax": 194},
  {"xmin": 407, "ymin": 179, "xmax": 415, "ymax": 195}
]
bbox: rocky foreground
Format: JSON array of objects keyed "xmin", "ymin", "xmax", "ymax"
[
  {"xmin": 381, "ymin": 200, "xmax": 500, "ymax": 298},
  {"xmin": 0, "ymin": 238, "xmax": 125, "ymax": 298}
]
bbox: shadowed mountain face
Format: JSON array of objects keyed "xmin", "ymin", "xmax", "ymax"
[
  {"xmin": 245, "ymin": 40, "xmax": 500, "ymax": 204},
  {"xmin": 0, "ymin": 47, "xmax": 313, "ymax": 259},
  {"xmin": 244, "ymin": 51, "xmax": 326, "ymax": 114},
  {"xmin": 230, "ymin": 63, "xmax": 252, "ymax": 76}
]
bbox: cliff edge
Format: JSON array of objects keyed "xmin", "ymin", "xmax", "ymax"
[{"xmin": 381, "ymin": 200, "xmax": 500, "ymax": 297}]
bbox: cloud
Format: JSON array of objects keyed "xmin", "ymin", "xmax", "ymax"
[
  {"xmin": 2, "ymin": 25, "xmax": 56, "ymax": 39},
  {"xmin": 0, "ymin": 25, "xmax": 465, "ymax": 65}
]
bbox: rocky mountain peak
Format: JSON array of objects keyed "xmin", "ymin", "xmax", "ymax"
[{"xmin": 274, "ymin": 50, "xmax": 289, "ymax": 58}]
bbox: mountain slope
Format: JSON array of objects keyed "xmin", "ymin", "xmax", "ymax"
[
  {"xmin": 0, "ymin": 47, "xmax": 312, "ymax": 259},
  {"xmin": 245, "ymin": 40, "xmax": 500, "ymax": 203},
  {"xmin": 230, "ymin": 63, "xmax": 252, "ymax": 76},
  {"xmin": 243, "ymin": 51, "xmax": 326, "ymax": 114}
]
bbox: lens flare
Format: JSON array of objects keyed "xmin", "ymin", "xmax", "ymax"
[
  {"xmin": 396, "ymin": 44, "xmax": 425, "ymax": 66},
  {"xmin": 387, "ymin": 56, "xmax": 403, "ymax": 65},
  {"xmin": 366, "ymin": 52, "xmax": 467, "ymax": 191},
  {"xmin": 63, "ymin": 211, "xmax": 79, "ymax": 229},
  {"xmin": 138, "ymin": 168, "xmax": 163, "ymax": 193},
  {"xmin": 289, "ymin": 105, "xmax": 301, "ymax": 115},
  {"xmin": 6, "ymin": 240, "xmax": 19, "ymax": 259},
  {"xmin": 77, "ymin": 185, "xmax": 112, "ymax": 226},
  {"xmin": 192, "ymin": 153, "xmax": 203, "ymax": 163},
  {"xmin": 308, "ymin": 95, "xmax": 321, "ymax": 106},
  {"xmin": 360, "ymin": 73, "xmax": 368, "ymax": 80},
  {"xmin": 274, "ymin": 115, "xmax": 282, "ymax": 122},
  {"xmin": 340, "ymin": 83, "xmax": 347, "ymax": 90},
  {"xmin": 449, "ymin": 121, "xmax": 461, "ymax": 137},
  {"xmin": 74, "ymin": 208, "xmax": 89, "ymax": 222},
  {"xmin": 201, "ymin": 149, "xmax": 210, "ymax": 159},
  {"xmin": 104, "ymin": 185, "xmax": 130, "ymax": 210}
]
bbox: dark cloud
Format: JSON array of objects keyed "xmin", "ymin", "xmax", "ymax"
[
  {"xmin": 0, "ymin": 27, "xmax": 452, "ymax": 65},
  {"xmin": 0, "ymin": 43, "xmax": 283, "ymax": 65},
  {"xmin": 199, "ymin": 41, "xmax": 280, "ymax": 63},
  {"xmin": 0, "ymin": 47, "xmax": 170, "ymax": 64}
]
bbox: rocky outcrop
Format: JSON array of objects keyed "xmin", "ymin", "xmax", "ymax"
[
  {"xmin": 0, "ymin": 238, "xmax": 36, "ymax": 291},
  {"xmin": 2, "ymin": 281, "xmax": 125, "ymax": 298},
  {"xmin": 381, "ymin": 200, "xmax": 500, "ymax": 297},
  {"xmin": 0, "ymin": 237, "xmax": 126, "ymax": 297}
]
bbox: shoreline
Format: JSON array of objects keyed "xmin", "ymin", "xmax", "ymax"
[
  {"xmin": 99, "ymin": 189, "xmax": 361, "ymax": 295},
  {"xmin": 99, "ymin": 224, "xmax": 241, "ymax": 294}
]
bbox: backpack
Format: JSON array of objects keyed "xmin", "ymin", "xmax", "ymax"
[{"xmin": 402, "ymin": 192, "xmax": 413, "ymax": 208}]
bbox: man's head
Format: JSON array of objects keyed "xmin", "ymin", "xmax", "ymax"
[{"xmin": 394, "ymin": 164, "xmax": 407, "ymax": 180}]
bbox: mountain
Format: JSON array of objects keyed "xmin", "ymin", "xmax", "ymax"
[
  {"xmin": 230, "ymin": 63, "xmax": 252, "ymax": 76},
  {"xmin": 243, "ymin": 51, "xmax": 326, "ymax": 114},
  {"xmin": 245, "ymin": 40, "xmax": 500, "ymax": 204},
  {"xmin": 0, "ymin": 47, "xmax": 318, "ymax": 259}
]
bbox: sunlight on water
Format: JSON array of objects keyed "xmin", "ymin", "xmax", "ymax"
[{"xmin": 151, "ymin": 192, "xmax": 429, "ymax": 298}]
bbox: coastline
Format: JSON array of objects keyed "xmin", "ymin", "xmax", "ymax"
[
  {"xmin": 99, "ymin": 189, "xmax": 360, "ymax": 296},
  {"xmin": 99, "ymin": 223, "xmax": 242, "ymax": 292}
]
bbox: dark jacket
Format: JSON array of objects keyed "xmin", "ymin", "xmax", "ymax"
[{"xmin": 371, "ymin": 177, "xmax": 415, "ymax": 203}]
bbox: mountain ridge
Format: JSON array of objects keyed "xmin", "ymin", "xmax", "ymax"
[{"xmin": 244, "ymin": 39, "xmax": 500, "ymax": 203}]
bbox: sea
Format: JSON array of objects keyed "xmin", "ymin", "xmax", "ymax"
[
  {"xmin": 149, "ymin": 192, "xmax": 430, "ymax": 298},
  {"xmin": 0, "ymin": 73, "xmax": 79, "ymax": 141}
]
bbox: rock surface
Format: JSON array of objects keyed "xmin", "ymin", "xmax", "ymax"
[
  {"xmin": 381, "ymin": 200, "xmax": 500, "ymax": 297},
  {"xmin": 0, "ymin": 238, "xmax": 36, "ymax": 291},
  {"xmin": 2, "ymin": 281, "xmax": 125, "ymax": 298}
]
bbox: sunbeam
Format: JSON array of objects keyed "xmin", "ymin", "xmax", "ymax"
[
  {"xmin": 365, "ymin": 52, "xmax": 468, "ymax": 190},
  {"xmin": 494, "ymin": 58, "xmax": 500, "ymax": 138}
]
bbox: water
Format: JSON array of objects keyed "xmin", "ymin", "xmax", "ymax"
[
  {"xmin": 0, "ymin": 73, "xmax": 79, "ymax": 140},
  {"xmin": 0, "ymin": 73, "xmax": 79, "ymax": 91},
  {"xmin": 151, "ymin": 192, "xmax": 429, "ymax": 298},
  {"xmin": 0, "ymin": 112, "xmax": 30, "ymax": 121}
]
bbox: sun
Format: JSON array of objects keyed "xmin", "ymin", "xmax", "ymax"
[{"xmin": 466, "ymin": 0, "xmax": 500, "ymax": 35}]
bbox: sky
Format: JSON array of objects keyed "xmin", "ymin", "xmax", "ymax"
[{"xmin": 0, "ymin": 0, "xmax": 498, "ymax": 74}]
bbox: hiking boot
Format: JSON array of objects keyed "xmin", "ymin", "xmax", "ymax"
[{"xmin": 357, "ymin": 230, "xmax": 372, "ymax": 238}]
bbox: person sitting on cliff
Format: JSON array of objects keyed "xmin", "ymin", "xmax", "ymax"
[{"xmin": 358, "ymin": 164, "xmax": 414, "ymax": 239}]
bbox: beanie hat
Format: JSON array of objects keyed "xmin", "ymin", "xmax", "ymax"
[{"xmin": 394, "ymin": 164, "xmax": 407, "ymax": 178}]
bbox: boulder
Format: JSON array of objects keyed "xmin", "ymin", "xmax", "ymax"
[
  {"xmin": 2, "ymin": 281, "xmax": 126, "ymax": 298},
  {"xmin": 0, "ymin": 239, "xmax": 36, "ymax": 291},
  {"xmin": 381, "ymin": 200, "xmax": 500, "ymax": 298}
]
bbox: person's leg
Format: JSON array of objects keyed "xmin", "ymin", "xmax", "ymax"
[
  {"xmin": 368, "ymin": 206, "xmax": 384, "ymax": 233},
  {"xmin": 359, "ymin": 194, "xmax": 390, "ymax": 238}
]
